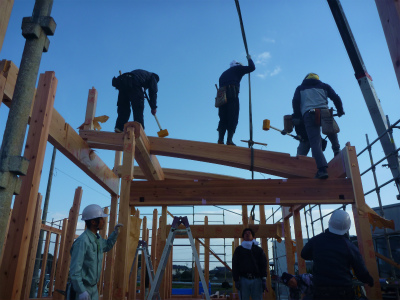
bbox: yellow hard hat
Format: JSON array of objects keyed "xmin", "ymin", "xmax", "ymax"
[{"xmin": 305, "ymin": 73, "xmax": 319, "ymax": 80}]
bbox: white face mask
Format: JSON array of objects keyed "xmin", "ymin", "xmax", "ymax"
[{"xmin": 241, "ymin": 239, "xmax": 259, "ymax": 250}]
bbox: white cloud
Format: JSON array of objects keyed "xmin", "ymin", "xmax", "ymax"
[
  {"xmin": 262, "ymin": 37, "xmax": 275, "ymax": 43},
  {"xmin": 255, "ymin": 52, "xmax": 271, "ymax": 65},
  {"xmin": 256, "ymin": 66, "xmax": 282, "ymax": 79},
  {"xmin": 256, "ymin": 72, "xmax": 269, "ymax": 79},
  {"xmin": 270, "ymin": 66, "xmax": 282, "ymax": 76}
]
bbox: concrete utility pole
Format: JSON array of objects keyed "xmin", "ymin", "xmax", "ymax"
[{"xmin": 0, "ymin": 0, "xmax": 56, "ymax": 257}]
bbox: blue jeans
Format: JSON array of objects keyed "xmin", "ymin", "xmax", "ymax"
[
  {"xmin": 239, "ymin": 277, "xmax": 263, "ymax": 300},
  {"xmin": 303, "ymin": 111, "xmax": 340, "ymax": 169}
]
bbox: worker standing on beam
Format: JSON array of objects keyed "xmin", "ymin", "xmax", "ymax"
[
  {"xmin": 112, "ymin": 69, "xmax": 159, "ymax": 132},
  {"xmin": 68, "ymin": 204, "xmax": 123, "ymax": 300},
  {"xmin": 292, "ymin": 73, "xmax": 345, "ymax": 179},
  {"xmin": 301, "ymin": 210, "xmax": 374, "ymax": 300},
  {"xmin": 232, "ymin": 228, "xmax": 268, "ymax": 300},
  {"xmin": 217, "ymin": 56, "xmax": 255, "ymax": 145}
]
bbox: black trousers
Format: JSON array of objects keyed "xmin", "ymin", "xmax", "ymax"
[
  {"xmin": 217, "ymin": 86, "xmax": 240, "ymax": 133},
  {"xmin": 115, "ymin": 85, "xmax": 145, "ymax": 130},
  {"xmin": 313, "ymin": 286, "xmax": 355, "ymax": 300}
]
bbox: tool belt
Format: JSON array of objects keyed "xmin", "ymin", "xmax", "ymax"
[
  {"xmin": 283, "ymin": 114, "xmax": 294, "ymax": 133},
  {"xmin": 309, "ymin": 108, "xmax": 340, "ymax": 135},
  {"xmin": 241, "ymin": 273, "xmax": 259, "ymax": 280}
]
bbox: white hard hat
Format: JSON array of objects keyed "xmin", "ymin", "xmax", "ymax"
[
  {"xmin": 81, "ymin": 204, "xmax": 109, "ymax": 221},
  {"xmin": 329, "ymin": 210, "xmax": 351, "ymax": 235}
]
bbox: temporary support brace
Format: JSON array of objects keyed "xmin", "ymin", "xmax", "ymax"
[{"xmin": 148, "ymin": 216, "xmax": 211, "ymax": 300}]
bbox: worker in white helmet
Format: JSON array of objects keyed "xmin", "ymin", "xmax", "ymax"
[
  {"xmin": 68, "ymin": 204, "xmax": 123, "ymax": 300},
  {"xmin": 301, "ymin": 210, "xmax": 374, "ymax": 300}
]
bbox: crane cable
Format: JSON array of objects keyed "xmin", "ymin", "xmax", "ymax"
[{"xmin": 234, "ymin": 0, "xmax": 255, "ymax": 221}]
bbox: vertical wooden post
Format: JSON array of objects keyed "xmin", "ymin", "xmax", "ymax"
[
  {"xmin": 204, "ymin": 216, "xmax": 210, "ymax": 291},
  {"xmin": 98, "ymin": 207, "xmax": 109, "ymax": 296},
  {"xmin": 283, "ymin": 218, "xmax": 295, "ymax": 275},
  {"xmin": 113, "ymin": 127, "xmax": 135, "ymax": 300},
  {"xmin": 49, "ymin": 233, "xmax": 60, "ymax": 297},
  {"xmin": 151, "ymin": 209, "xmax": 158, "ymax": 270},
  {"xmin": 140, "ymin": 217, "xmax": 148, "ymax": 299},
  {"xmin": 103, "ymin": 152, "xmax": 121, "ymax": 300},
  {"xmin": 54, "ymin": 218, "xmax": 68, "ymax": 297},
  {"xmin": 293, "ymin": 210, "xmax": 306, "ymax": 274},
  {"xmin": 129, "ymin": 209, "xmax": 141, "ymax": 300},
  {"xmin": 37, "ymin": 230, "xmax": 51, "ymax": 297},
  {"xmin": 0, "ymin": 0, "xmax": 14, "ymax": 52},
  {"xmin": 259, "ymin": 205, "xmax": 273, "ymax": 300},
  {"xmin": 232, "ymin": 238, "xmax": 239, "ymax": 294},
  {"xmin": 344, "ymin": 145, "xmax": 382, "ymax": 299},
  {"xmin": 194, "ymin": 239, "xmax": 200, "ymax": 298},
  {"xmin": 21, "ymin": 194, "xmax": 43, "ymax": 300},
  {"xmin": 158, "ymin": 206, "xmax": 168, "ymax": 300},
  {"xmin": 0, "ymin": 72, "xmax": 57, "ymax": 300},
  {"xmin": 54, "ymin": 187, "xmax": 83, "ymax": 300},
  {"xmin": 0, "ymin": 208, "xmax": 11, "ymax": 265},
  {"xmin": 241, "ymin": 205, "xmax": 248, "ymax": 244},
  {"xmin": 83, "ymin": 87, "xmax": 98, "ymax": 130}
]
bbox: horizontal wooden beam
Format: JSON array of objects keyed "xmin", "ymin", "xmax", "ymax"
[
  {"xmin": 167, "ymin": 224, "xmax": 282, "ymax": 239},
  {"xmin": 40, "ymin": 223, "xmax": 79, "ymax": 239},
  {"xmin": 79, "ymin": 130, "xmax": 317, "ymax": 178},
  {"xmin": 130, "ymin": 178, "xmax": 354, "ymax": 206}
]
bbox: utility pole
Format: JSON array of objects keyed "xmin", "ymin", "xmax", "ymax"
[
  {"xmin": 327, "ymin": 0, "xmax": 400, "ymax": 197},
  {"xmin": 0, "ymin": 0, "xmax": 56, "ymax": 257}
]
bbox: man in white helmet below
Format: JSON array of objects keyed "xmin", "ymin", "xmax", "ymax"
[
  {"xmin": 69, "ymin": 204, "xmax": 123, "ymax": 300},
  {"xmin": 301, "ymin": 210, "xmax": 374, "ymax": 300}
]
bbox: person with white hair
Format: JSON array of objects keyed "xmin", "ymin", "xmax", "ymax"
[
  {"xmin": 217, "ymin": 56, "xmax": 255, "ymax": 145},
  {"xmin": 301, "ymin": 210, "xmax": 374, "ymax": 300}
]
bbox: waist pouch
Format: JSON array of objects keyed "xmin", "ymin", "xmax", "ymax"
[{"xmin": 319, "ymin": 108, "xmax": 340, "ymax": 135}]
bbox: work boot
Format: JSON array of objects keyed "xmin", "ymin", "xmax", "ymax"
[
  {"xmin": 114, "ymin": 127, "xmax": 123, "ymax": 133},
  {"xmin": 334, "ymin": 150, "xmax": 340, "ymax": 157},
  {"xmin": 218, "ymin": 140, "xmax": 224, "ymax": 145},
  {"xmin": 315, "ymin": 167, "xmax": 328, "ymax": 179},
  {"xmin": 227, "ymin": 130, "xmax": 236, "ymax": 146},
  {"xmin": 218, "ymin": 130, "xmax": 226, "ymax": 145},
  {"xmin": 227, "ymin": 140, "xmax": 236, "ymax": 146}
]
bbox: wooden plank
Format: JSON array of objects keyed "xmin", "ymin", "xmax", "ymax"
[
  {"xmin": 113, "ymin": 127, "xmax": 135, "ymax": 300},
  {"xmin": 204, "ymin": 217, "xmax": 209, "ymax": 288},
  {"xmin": 49, "ymin": 112, "xmax": 119, "ymax": 195},
  {"xmin": 98, "ymin": 207, "xmax": 109, "ymax": 296},
  {"xmin": 0, "ymin": 72, "xmax": 57, "ymax": 300},
  {"xmin": 37, "ymin": 231, "xmax": 51, "ymax": 298},
  {"xmin": 0, "ymin": 74, "xmax": 6, "ymax": 108},
  {"xmin": 40, "ymin": 223, "xmax": 79, "ymax": 238},
  {"xmin": 0, "ymin": 0, "xmax": 14, "ymax": 52},
  {"xmin": 48, "ymin": 233, "xmax": 60, "ymax": 297},
  {"xmin": 130, "ymin": 179, "xmax": 354, "ymax": 206},
  {"xmin": 293, "ymin": 210, "xmax": 306, "ymax": 274},
  {"xmin": 83, "ymin": 87, "xmax": 98, "ymax": 130},
  {"xmin": 53, "ymin": 218, "xmax": 68, "ymax": 298},
  {"xmin": 328, "ymin": 148, "xmax": 346, "ymax": 178},
  {"xmin": 375, "ymin": 0, "xmax": 400, "ymax": 91},
  {"xmin": 54, "ymin": 187, "xmax": 83, "ymax": 300},
  {"xmin": 167, "ymin": 224, "xmax": 282, "ymax": 239},
  {"xmin": 194, "ymin": 239, "xmax": 200, "ymax": 298},
  {"xmin": 259, "ymin": 205, "xmax": 273, "ymax": 300},
  {"xmin": 21, "ymin": 194, "xmax": 42, "ymax": 300},
  {"xmin": 283, "ymin": 219, "xmax": 295, "ymax": 275},
  {"xmin": 79, "ymin": 131, "xmax": 317, "ymax": 178},
  {"xmin": 375, "ymin": 252, "xmax": 400, "ymax": 270},
  {"xmin": 345, "ymin": 146, "xmax": 382, "ymax": 299},
  {"xmin": 242, "ymin": 205, "xmax": 248, "ymax": 227},
  {"xmin": 151, "ymin": 209, "xmax": 158, "ymax": 273},
  {"xmin": 140, "ymin": 216, "xmax": 147, "ymax": 299},
  {"xmin": 159, "ymin": 206, "xmax": 167, "ymax": 300},
  {"xmin": 1, "ymin": 60, "xmax": 19, "ymax": 104}
]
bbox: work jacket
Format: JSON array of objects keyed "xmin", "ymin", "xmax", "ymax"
[
  {"xmin": 128, "ymin": 69, "xmax": 159, "ymax": 109},
  {"xmin": 70, "ymin": 229, "xmax": 118, "ymax": 294},
  {"xmin": 232, "ymin": 243, "xmax": 267, "ymax": 282},
  {"xmin": 292, "ymin": 78, "xmax": 344, "ymax": 118},
  {"xmin": 219, "ymin": 59, "xmax": 255, "ymax": 89},
  {"xmin": 301, "ymin": 229, "xmax": 374, "ymax": 288}
]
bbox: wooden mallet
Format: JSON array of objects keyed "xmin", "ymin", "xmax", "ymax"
[{"xmin": 263, "ymin": 119, "xmax": 300, "ymax": 140}]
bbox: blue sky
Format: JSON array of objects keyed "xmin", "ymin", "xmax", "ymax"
[{"xmin": 1, "ymin": 1, "xmax": 400, "ymax": 268}]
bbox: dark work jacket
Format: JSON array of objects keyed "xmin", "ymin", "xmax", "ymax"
[
  {"xmin": 232, "ymin": 244, "xmax": 267, "ymax": 282},
  {"xmin": 292, "ymin": 78, "xmax": 343, "ymax": 119},
  {"xmin": 301, "ymin": 229, "xmax": 374, "ymax": 287},
  {"xmin": 219, "ymin": 59, "xmax": 255, "ymax": 89},
  {"xmin": 126, "ymin": 69, "xmax": 158, "ymax": 109}
]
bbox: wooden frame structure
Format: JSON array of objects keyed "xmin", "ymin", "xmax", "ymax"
[{"xmin": 0, "ymin": 60, "xmax": 390, "ymax": 300}]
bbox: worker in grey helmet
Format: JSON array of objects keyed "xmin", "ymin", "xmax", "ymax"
[
  {"xmin": 301, "ymin": 210, "xmax": 374, "ymax": 300},
  {"xmin": 292, "ymin": 73, "xmax": 344, "ymax": 179},
  {"xmin": 69, "ymin": 204, "xmax": 123, "ymax": 300}
]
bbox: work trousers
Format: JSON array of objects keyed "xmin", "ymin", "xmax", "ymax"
[
  {"xmin": 303, "ymin": 111, "xmax": 340, "ymax": 169},
  {"xmin": 217, "ymin": 86, "xmax": 240, "ymax": 134},
  {"xmin": 72, "ymin": 284, "xmax": 99, "ymax": 300},
  {"xmin": 313, "ymin": 285, "xmax": 354, "ymax": 300},
  {"xmin": 238, "ymin": 277, "xmax": 263, "ymax": 300},
  {"xmin": 297, "ymin": 140, "xmax": 311, "ymax": 156},
  {"xmin": 115, "ymin": 85, "xmax": 145, "ymax": 130}
]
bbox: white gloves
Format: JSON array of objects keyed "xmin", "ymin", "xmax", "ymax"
[
  {"xmin": 79, "ymin": 291, "xmax": 90, "ymax": 300},
  {"xmin": 114, "ymin": 223, "xmax": 124, "ymax": 234}
]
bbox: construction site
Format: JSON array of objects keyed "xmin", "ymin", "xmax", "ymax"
[{"xmin": 0, "ymin": 1, "xmax": 400, "ymax": 300}]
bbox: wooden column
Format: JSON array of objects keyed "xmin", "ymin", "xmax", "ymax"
[
  {"xmin": 54, "ymin": 187, "xmax": 83, "ymax": 300},
  {"xmin": 54, "ymin": 218, "xmax": 68, "ymax": 297},
  {"xmin": 113, "ymin": 127, "xmax": 135, "ymax": 300},
  {"xmin": 232, "ymin": 238, "xmax": 239, "ymax": 294},
  {"xmin": 375, "ymin": 0, "xmax": 400, "ymax": 91},
  {"xmin": 129, "ymin": 209, "xmax": 141, "ymax": 300},
  {"xmin": 83, "ymin": 87, "xmax": 98, "ymax": 130},
  {"xmin": 293, "ymin": 210, "xmax": 306, "ymax": 274},
  {"xmin": 283, "ymin": 218, "xmax": 295, "ymax": 275},
  {"xmin": 21, "ymin": 194, "xmax": 43, "ymax": 300},
  {"xmin": 37, "ymin": 230, "xmax": 51, "ymax": 297},
  {"xmin": 159, "ymin": 206, "xmax": 168, "ymax": 300},
  {"xmin": 204, "ymin": 216, "xmax": 210, "ymax": 290},
  {"xmin": 98, "ymin": 207, "xmax": 109, "ymax": 296},
  {"xmin": 48, "ymin": 233, "xmax": 60, "ymax": 297},
  {"xmin": 345, "ymin": 145, "xmax": 382, "ymax": 299},
  {"xmin": 140, "ymin": 217, "xmax": 148, "ymax": 299},
  {"xmin": 151, "ymin": 209, "xmax": 158, "ymax": 271},
  {"xmin": 0, "ymin": 72, "xmax": 57, "ymax": 300},
  {"xmin": 0, "ymin": 0, "xmax": 14, "ymax": 52},
  {"xmin": 103, "ymin": 152, "xmax": 121, "ymax": 300},
  {"xmin": 194, "ymin": 239, "xmax": 200, "ymax": 298},
  {"xmin": 259, "ymin": 205, "xmax": 273, "ymax": 300}
]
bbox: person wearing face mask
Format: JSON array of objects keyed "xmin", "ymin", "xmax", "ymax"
[
  {"xmin": 232, "ymin": 228, "xmax": 268, "ymax": 300},
  {"xmin": 68, "ymin": 204, "xmax": 123, "ymax": 300},
  {"xmin": 280, "ymin": 272, "xmax": 313, "ymax": 300}
]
